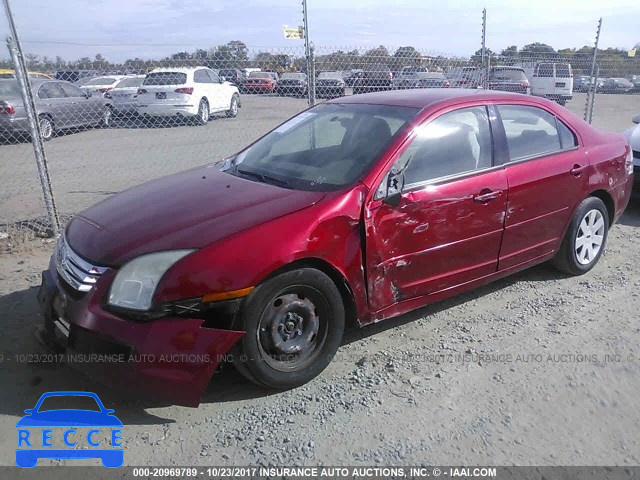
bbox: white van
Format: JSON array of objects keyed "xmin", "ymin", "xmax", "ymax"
[{"xmin": 522, "ymin": 62, "xmax": 573, "ymax": 105}]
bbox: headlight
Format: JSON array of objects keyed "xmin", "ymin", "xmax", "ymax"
[{"xmin": 108, "ymin": 250, "xmax": 194, "ymax": 311}]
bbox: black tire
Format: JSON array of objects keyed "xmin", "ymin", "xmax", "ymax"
[
  {"xmin": 38, "ymin": 114, "xmax": 54, "ymax": 141},
  {"xmin": 194, "ymin": 98, "xmax": 209, "ymax": 125},
  {"xmin": 234, "ymin": 268, "xmax": 345, "ymax": 389},
  {"xmin": 552, "ymin": 196, "xmax": 609, "ymax": 275},
  {"xmin": 226, "ymin": 94, "xmax": 239, "ymax": 118}
]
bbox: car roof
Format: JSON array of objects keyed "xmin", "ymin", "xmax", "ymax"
[
  {"xmin": 328, "ymin": 89, "xmax": 540, "ymax": 109},
  {"xmin": 147, "ymin": 67, "xmax": 209, "ymax": 73}
]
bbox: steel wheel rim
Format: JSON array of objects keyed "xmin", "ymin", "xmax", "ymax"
[
  {"xmin": 256, "ymin": 286, "xmax": 329, "ymax": 372},
  {"xmin": 39, "ymin": 118, "xmax": 52, "ymax": 139},
  {"xmin": 575, "ymin": 208, "xmax": 605, "ymax": 265},
  {"xmin": 199, "ymin": 101, "xmax": 208, "ymax": 122}
]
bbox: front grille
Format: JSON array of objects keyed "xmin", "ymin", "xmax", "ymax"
[{"xmin": 56, "ymin": 235, "xmax": 107, "ymax": 292}]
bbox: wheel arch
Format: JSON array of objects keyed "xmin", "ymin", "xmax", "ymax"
[
  {"xmin": 588, "ymin": 189, "xmax": 615, "ymax": 228},
  {"xmin": 259, "ymin": 257, "xmax": 358, "ymax": 329}
]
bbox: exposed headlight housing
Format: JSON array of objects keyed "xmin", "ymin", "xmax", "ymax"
[{"xmin": 108, "ymin": 250, "xmax": 194, "ymax": 311}]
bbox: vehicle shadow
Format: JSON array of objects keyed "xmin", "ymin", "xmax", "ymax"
[{"xmin": 618, "ymin": 193, "xmax": 640, "ymax": 226}]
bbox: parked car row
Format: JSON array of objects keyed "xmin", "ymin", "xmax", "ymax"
[{"xmin": 0, "ymin": 66, "xmax": 241, "ymax": 141}]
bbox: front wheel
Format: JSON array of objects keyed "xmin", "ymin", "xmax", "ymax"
[
  {"xmin": 226, "ymin": 94, "xmax": 239, "ymax": 118},
  {"xmin": 552, "ymin": 197, "xmax": 609, "ymax": 275},
  {"xmin": 234, "ymin": 268, "xmax": 345, "ymax": 389}
]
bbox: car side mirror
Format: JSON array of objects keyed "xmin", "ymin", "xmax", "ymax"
[
  {"xmin": 633, "ymin": 114, "xmax": 640, "ymax": 125},
  {"xmin": 85, "ymin": 91, "xmax": 92, "ymax": 98},
  {"xmin": 382, "ymin": 170, "xmax": 405, "ymax": 207}
]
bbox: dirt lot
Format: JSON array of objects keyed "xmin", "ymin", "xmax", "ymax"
[{"xmin": 1, "ymin": 198, "xmax": 640, "ymax": 467}]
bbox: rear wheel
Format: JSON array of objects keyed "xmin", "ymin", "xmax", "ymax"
[
  {"xmin": 38, "ymin": 115, "xmax": 54, "ymax": 141},
  {"xmin": 194, "ymin": 98, "xmax": 209, "ymax": 125},
  {"xmin": 234, "ymin": 268, "xmax": 345, "ymax": 389},
  {"xmin": 552, "ymin": 197, "xmax": 609, "ymax": 275},
  {"xmin": 226, "ymin": 94, "xmax": 239, "ymax": 118}
]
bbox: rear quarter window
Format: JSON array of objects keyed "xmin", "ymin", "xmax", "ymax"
[{"xmin": 497, "ymin": 105, "xmax": 564, "ymax": 160}]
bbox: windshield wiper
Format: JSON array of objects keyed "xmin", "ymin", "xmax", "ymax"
[{"xmin": 236, "ymin": 168, "xmax": 291, "ymax": 188}]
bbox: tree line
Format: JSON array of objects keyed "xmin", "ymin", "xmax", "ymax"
[{"xmin": 1, "ymin": 40, "xmax": 638, "ymax": 77}]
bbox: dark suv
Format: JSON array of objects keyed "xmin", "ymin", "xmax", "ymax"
[
  {"xmin": 218, "ymin": 69, "xmax": 246, "ymax": 89},
  {"xmin": 353, "ymin": 64, "xmax": 393, "ymax": 94}
]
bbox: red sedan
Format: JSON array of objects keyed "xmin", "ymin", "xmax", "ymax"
[
  {"xmin": 243, "ymin": 71, "xmax": 277, "ymax": 94},
  {"xmin": 37, "ymin": 89, "xmax": 634, "ymax": 406}
]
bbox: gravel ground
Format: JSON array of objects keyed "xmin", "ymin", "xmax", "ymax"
[
  {"xmin": 0, "ymin": 91, "xmax": 638, "ymax": 227},
  {"xmin": 0, "ymin": 198, "xmax": 639, "ymax": 466}
]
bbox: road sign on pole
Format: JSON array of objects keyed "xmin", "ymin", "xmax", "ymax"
[{"xmin": 283, "ymin": 25, "xmax": 304, "ymax": 39}]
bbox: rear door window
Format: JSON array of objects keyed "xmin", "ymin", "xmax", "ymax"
[
  {"xmin": 194, "ymin": 69, "xmax": 212, "ymax": 83},
  {"xmin": 535, "ymin": 64, "xmax": 554, "ymax": 78},
  {"xmin": 555, "ymin": 64, "xmax": 572, "ymax": 78},
  {"xmin": 497, "ymin": 105, "xmax": 566, "ymax": 161}
]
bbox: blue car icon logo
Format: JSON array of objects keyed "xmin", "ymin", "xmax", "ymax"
[{"xmin": 16, "ymin": 391, "xmax": 123, "ymax": 468}]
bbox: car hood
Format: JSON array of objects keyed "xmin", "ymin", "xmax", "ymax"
[{"xmin": 66, "ymin": 166, "xmax": 326, "ymax": 266}]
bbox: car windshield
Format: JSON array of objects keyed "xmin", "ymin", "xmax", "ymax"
[
  {"xmin": 143, "ymin": 72, "xmax": 187, "ymax": 86},
  {"xmin": 223, "ymin": 103, "xmax": 419, "ymax": 192},
  {"xmin": 84, "ymin": 77, "xmax": 119, "ymax": 86},
  {"xmin": 37, "ymin": 395, "xmax": 101, "ymax": 412},
  {"xmin": 249, "ymin": 72, "xmax": 270, "ymax": 79},
  {"xmin": 490, "ymin": 69, "xmax": 527, "ymax": 81},
  {"xmin": 318, "ymin": 72, "xmax": 342, "ymax": 79},
  {"xmin": 115, "ymin": 77, "xmax": 144, "ymax": 88},
  {"xmin": 0, "ymin": 80, "xmax": 20, "ymax": 96},
  {"xmin": 281, "ymin": 73, "xmax": 305, "ymax": 80}
]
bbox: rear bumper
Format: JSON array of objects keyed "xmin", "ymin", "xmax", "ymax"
[
  {"xmin": 244, "ymin": 84, "xmax": 274, "ymax": 93},
  {"xmin": 136, "ymin": 103, "xmax": 198, "ymax": 117},
  {"xmin": 0, "ymin": 116, "xmax": 30, "ymax": 134},
  {"xmin": 37, "ymin": 256, "xmax": 245, "ymax": 407}
]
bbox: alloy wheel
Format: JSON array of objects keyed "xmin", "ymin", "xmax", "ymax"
[{"xmin": 575, "ymin": 209, "xmax": 605, "ymax": 265}]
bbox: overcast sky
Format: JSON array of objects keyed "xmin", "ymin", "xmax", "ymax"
[{"xmin": 1, "ymin": 0, "xmax": 639, "ymax": 62}]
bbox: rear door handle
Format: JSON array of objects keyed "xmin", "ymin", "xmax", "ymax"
[
  {"xmin": 473, "ymin": 189, "xmax": 503, "ymax": 203},
  {"xmin": 570, "ymin": 164, "xmax": 586, "ymax": 176}
]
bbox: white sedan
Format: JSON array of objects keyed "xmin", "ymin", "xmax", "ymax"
[
  {"xmin": 136, "ymin": 67, "xmax": 240, "ymax": 124},
  {"xmin": 624, "ymin": 114, "xmax": 640, "ymax": 183}
]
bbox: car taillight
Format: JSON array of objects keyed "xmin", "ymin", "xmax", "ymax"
[
  {"xmin": 521, "ymin": 82, "xmax": 530, "ymax": 88},
  {"xmin": 0, "ymin": 104, "xmax": 15, "ymax": 115},
  {"xmin": 175, "ymin": 87, "xmax": 194, "ymax": 94},
  {"xmin": 137, "ymin": 88, "xmax": 147, "ymax": 95},
  {"xmin": 625, "ymin": 148, "xmax": 634, "ymax": 175},
  {"xmin": 98, "ymin": 87, "xmax": 112, "ymax": 93}
]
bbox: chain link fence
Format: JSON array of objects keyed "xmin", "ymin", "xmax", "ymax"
[{"xmin": 0, "ymin": 11, "xmax": 639, "ymax": 243}]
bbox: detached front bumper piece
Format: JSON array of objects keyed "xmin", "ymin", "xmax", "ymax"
[{"xmin": 37, "ymin": 257, "xmax": 245, "ymax": 407}]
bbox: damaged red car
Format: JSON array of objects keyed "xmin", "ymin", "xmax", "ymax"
[{"xmin": 37, "ymin": 89, "xmax": 634, "ymax": 406}]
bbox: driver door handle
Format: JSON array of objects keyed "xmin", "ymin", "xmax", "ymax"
[{"xmin": 474, "ymin": 189, "xmax": 503, "ymax": 203}]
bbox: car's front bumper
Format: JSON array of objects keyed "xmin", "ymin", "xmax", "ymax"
[{"xmin": 37, "ymin": 255, "xmax": 245, "ymax": 407}]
